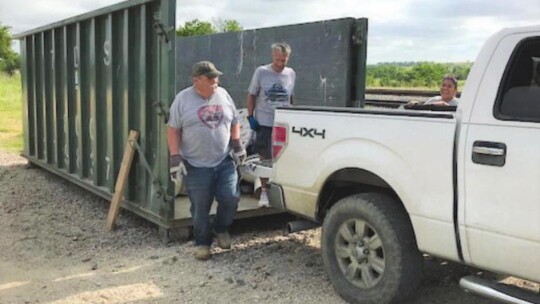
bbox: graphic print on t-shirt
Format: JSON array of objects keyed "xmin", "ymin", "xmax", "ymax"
[
  {"xmin": 265, "ymin": 83, "xmax": 289, "ymax": 106},
  {"xmin": 198, "ymin": 104, "xmax": 224, "ymax": 129}
]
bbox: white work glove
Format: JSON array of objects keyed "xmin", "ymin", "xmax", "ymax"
[
  {"xmin": 231, "ymin": 139, "xmax": 247, "ymax": 166},
  {"xmin": 170, "ymin": 154, "xmax": 187, "ymax": 180}
]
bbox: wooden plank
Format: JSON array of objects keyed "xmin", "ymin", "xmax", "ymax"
[{"xmin": 106, "ymin": 130, "xmax": 139, "ymax": 230}]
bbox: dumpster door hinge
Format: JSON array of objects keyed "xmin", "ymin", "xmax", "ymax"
[
  {"xmin": 153, "ymin": 14, "xmax": 174, "ymax": 44},
  {"xmin": 154, "ymin": 101, "xmax": 170, "ymax": 124}
]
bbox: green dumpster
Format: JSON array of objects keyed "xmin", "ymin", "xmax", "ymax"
[{"xmin": 13, "ymin": 0, "xmax": 367, "ymax": 240}]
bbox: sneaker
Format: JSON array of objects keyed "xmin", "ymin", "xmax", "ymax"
[
  {"xmin": 216, "ymin": 231, "xmax": 231, "ymax": 249},
  {"xmin": 258, "ymin": 190, "xmax": 270, "ymax": 208},
  {"xmin": 194, "ymin": 246, "xmax": 211, "ymax": 260}
]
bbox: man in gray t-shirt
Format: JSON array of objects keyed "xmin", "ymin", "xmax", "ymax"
[
  {"xmin": 247, "ymin": 42, "xmax": 296, "ymax": 207},
  {"xmin": 168, "ymin": 84, "xmax": 238, "ymax": 168},
  {"xmin": 167, "ymin": 61, "xmax": 246, "ymax": 260},
  {"xmin": 248, "ymin": 63, "xmax": 296, "ymax": 127}
]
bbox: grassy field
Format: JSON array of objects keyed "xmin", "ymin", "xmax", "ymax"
[{"xmin": 0, "ymin": 72, "xmax": 23, "ymax": 153}]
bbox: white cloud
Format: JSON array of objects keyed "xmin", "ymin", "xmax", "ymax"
[{"xmin": 2, "ymin": 0, "xmax": 540, "ymax": 63}]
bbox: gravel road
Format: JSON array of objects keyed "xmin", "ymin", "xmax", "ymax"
[{"xmin": 0, "ymin": 151, "xmax": 532, "ymax": 304}]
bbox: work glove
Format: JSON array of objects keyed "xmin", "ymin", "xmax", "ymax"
[
  {"xmin": 170, "ymin": 154, "xmax": 187, "ymax": 180},
  {"xmin": 247, "ymin": 115, "xmax": 260, "ymax": 131},
  {"xmin": 231, "ymin": 139, "xmax": 247, "ymax": 166}
]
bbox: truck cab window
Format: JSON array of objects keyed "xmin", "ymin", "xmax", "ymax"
[{"xmin": 496, "ymin": 37, "xmax": 540, "ymax": 121}]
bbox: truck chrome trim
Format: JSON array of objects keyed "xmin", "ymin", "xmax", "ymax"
[
  {"xmin": 460, "ymin": 276, "xmax": 539, "ymax": 304},
  {"xmin": 472, "ymin": 146, "xmax": 505, "ymax": 156}
]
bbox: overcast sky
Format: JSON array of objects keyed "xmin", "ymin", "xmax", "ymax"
[{"xmin": 1, "ymin": 0, "xmax": 539, "ymax": 63}]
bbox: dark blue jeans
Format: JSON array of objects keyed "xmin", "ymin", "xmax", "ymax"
[{"xmin": 184, "ymin": 156, "xmax": 240, "ymax": 246}]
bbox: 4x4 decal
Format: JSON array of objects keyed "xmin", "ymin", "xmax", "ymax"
[{"xmin": 292, "ymin": 126, "xmax": 326, "ymax": 139}]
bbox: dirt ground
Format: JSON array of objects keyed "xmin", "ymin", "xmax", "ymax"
[{"xmin": 0, "ymin": 150, "xmax": 536, "ymax": 304}]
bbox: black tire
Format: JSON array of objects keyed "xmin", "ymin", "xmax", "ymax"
[{"xmin": 321, "ymin": 193, "xmax": 423, "ymax": 304}]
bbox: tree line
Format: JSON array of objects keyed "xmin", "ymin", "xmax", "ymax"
[
  {"xmin": 366, "ymin": 61, "xmax": 472, "ymax": 89},
  {"xmin": 176, "ymin": 19, "xmax": 243, "ymax": 36}
]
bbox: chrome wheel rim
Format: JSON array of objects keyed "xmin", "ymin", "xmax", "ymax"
[{"xmin": 335, "ymin": 219, "xmax": 385, "ymax": 289}]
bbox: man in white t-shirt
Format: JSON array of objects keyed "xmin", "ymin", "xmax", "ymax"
[{"xmin": 247, "ymin": 42, "xmax": 296, "ymax": 207}]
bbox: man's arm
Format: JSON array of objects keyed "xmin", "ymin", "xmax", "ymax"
[
  {"xmin": 167, "ymin": 126, "xmax": 187, "ymax": 175},
  {"xmin": 231, "ymin": 123, "xmax": 240, "ymax": 141},
  {"xmin": 167, "ymin": 127, "xmax": 182, "ymax": 155},
  {"xmin": 246, "ymin": 94, "xmax": 260, "ymax": 130},
  {"xmin": 290, "ymin": 95, "xmax": 294, "ymax": 106},
  {"xmin": 230, "ymin": 122, "xmax": 246, "ymax": 165},
  {"xmin": 247, "ymin": 94, "xmax": 256, "ymax": 116}
]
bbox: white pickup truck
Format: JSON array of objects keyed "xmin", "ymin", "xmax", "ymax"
[{"xmin": 264, "ymin": 25, "xmax": 540, "ymax": 303}]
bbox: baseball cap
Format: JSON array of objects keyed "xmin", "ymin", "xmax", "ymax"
[{"xmin": 192, "ymin": 61, "xmax": 223, "ymax": 77}]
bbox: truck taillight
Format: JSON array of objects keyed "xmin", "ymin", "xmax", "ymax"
[{"xmin": 272, "ymin": 125, "xmax": 288, "ymax": 161}]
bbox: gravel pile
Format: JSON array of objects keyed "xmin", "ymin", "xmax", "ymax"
[{"xmin": 0, "ymin": 151, "xmax": 522, "ymax": 304}]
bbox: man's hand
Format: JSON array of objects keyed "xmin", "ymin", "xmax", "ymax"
[
  {"xmin": 233, "ymin": 150, "xmax": 247, "ymax": 166},
  {"xmin": 170, "ymin": 154, "xmax": 187, "ymax": 179},
  {"xmin": 247, "ymin": 115, "xmax": 260, "ymax": 131},
  {"xmin": 231, "ymin": 139, "xmax": 247, "ymax": 166}
]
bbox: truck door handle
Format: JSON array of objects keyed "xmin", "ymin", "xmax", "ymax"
[
  {"xmin": 472, "ymin": 146, "xmax": 505, "ymax": 156},
  {"xmin": 472, "ymin": 141, "xmax": 506, "ymax": 167}
]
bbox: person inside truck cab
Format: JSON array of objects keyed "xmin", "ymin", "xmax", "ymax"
[{"xmin": 407, "ymin": 75, "xmax": 459, "ymax": 106}]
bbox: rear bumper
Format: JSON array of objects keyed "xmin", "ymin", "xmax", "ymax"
[{"xmin": 267, "ymin": 182, "xmax": 286, "ymax": 210}]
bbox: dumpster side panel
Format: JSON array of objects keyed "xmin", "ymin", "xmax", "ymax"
[
  {"xmin": 176, "ymin": 18, "xmax": 368, "ymax": 108},
  {"xmin": 17, "ymin": 0, "xmax": 176, "ymax": 228},
  {"xmin": 20, "ymin": 37, "xmax": 31, "ymax": 156}
]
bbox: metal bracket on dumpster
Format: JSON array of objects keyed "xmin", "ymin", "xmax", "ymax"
[
  {"xmin": 130, "ymin": 140, "xmax": 172, "ymax": 203},
  {"xmin": 352, "ymin": 19, "xmax": 367, "ymax": 46},
  {"xmin": 154, "ymin": 101, "xmax": 169, "ymax": 124},
  {"xmin": 153, "ymin": 14, "xmax": 174, "ymax": 44}
]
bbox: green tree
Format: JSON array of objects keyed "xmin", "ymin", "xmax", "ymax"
[
  {"xmin": 176, "ymin": 19, "xmax": 216, "ymax": 37},
  {"xmin": 0, "ymin": 23, "xmax": 20, "ymax": 75},
  {"xmin": 215, "ymin": 19, "xmax": 243, "ymax": 33},
  {"xmin": 176, "ymin": 19, "xmax": 243, "ymax": 37},
  {"xmin": 366, "ymin": 61, "xmax": 473, "ymax": 89}
]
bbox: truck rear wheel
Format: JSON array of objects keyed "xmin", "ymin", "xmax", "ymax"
[{"xmin": 321, "ymin": 193, "xmax": 423, "ymax": 304}]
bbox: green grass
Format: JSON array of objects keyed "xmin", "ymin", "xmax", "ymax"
[{"xmin": 0, "ymin": 72, "xmax": 23, "ymax": 153}]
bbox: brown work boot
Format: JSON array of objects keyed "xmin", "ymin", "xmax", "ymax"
[
  {"xmin": 216, "ymin": 231, "xmax": 231, "ymax": 249},
  {"xmin": 194, "ymin": 246, "xmax": 211, "ymax": 260}
]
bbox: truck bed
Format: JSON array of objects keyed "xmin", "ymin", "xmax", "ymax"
[{"xmin": 272, "ymin": 105, "xmax": 460, "ymax": 260}]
